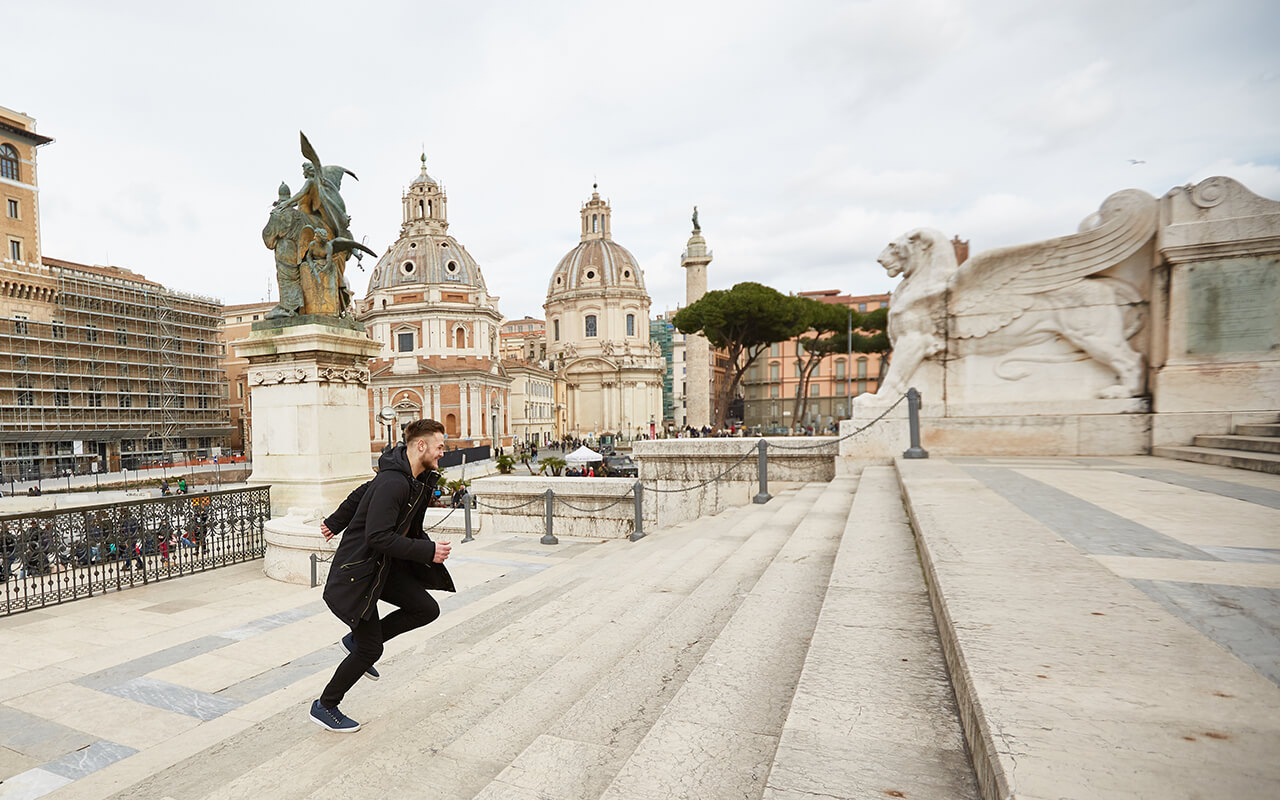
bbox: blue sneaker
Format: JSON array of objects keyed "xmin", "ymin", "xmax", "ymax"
[
  {"xmin": 341, "ymin": 632, "xmax": 380, "ymax": 681},
  {"xmin": 309, "ymin": 700, "xmax": 360, "ymax": 733}
]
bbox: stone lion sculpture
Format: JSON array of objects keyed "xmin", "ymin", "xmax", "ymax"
[{"xmin": 867, "ymin": 188, "xmax": 1158, "ymax": 402}]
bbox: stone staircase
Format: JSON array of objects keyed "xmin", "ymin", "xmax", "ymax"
[
  {"xmin": 111, "ymin": 476, "xmax": 976, "ymax": 800},
  {"xmin": 1154, "ymin": 415, "xmax": 1280, "ymax": 474}
]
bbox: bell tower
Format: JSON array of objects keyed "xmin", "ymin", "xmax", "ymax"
[
  {"xmin": 579, "ymin": 184, "xmax": 612, "ymax": 241},
  {"xmin": 401, "ymin": 154, "xmax": 448, "ymax": 235}
]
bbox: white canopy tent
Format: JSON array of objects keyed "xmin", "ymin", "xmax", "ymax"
[{"xmin": 564, "ymin": 445, "xmax": 604, "ymax": 464}]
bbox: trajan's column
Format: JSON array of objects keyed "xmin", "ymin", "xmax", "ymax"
[{"xmin": 682, "ymin": 207, "xmax": 712, "ymax": 429}]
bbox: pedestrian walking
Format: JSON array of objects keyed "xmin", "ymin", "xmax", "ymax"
[{"xmin": 310, "ymin": 419, "xmax": 455, "ymax": 733}]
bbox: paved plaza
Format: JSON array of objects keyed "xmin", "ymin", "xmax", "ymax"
[{"xmin": 0, "ymin": 456, "xmax": 1275, "ymax": 799}]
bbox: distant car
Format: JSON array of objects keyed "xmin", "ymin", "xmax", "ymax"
[{"xmin": 602, "ymin": 455, "xmax": 638, "ymax": 478}]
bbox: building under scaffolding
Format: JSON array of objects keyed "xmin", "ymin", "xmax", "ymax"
[{"xmin": 0, "ymin": 257, "xmax": 232, "ymax": 481}]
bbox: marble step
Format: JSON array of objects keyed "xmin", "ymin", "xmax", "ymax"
[
  {"xmin": 1153, "ymin": 445, "xmax": 1280, "ymax": 475},
  {"xmin": 598, "ymin": 477, "xmax": 858, "ymax": 800},
  {"xmin": 308, "ymin": 488, "xmax": 824, "ymax": 800},
  {"xmin": 1233, "ymin": 422, "xmax": 1280, "ymax": 438},
  {"xmin": 471, "ymin": 483, "xmax": 835, "ymax": 800},
  {"xmin": 1194, "ymin": 434, "xmax": 1280, "ymax": 454},
  {"xmin": 114, "ymin": 506, "xmax": 724, "ymax": 800},
  {"xmin": 205, "ymin": 523, "xmax": 727, "ymax": 800},
  {"xmin": 764, "ymin": 466, "xmax": 979, "ymax": 800}
]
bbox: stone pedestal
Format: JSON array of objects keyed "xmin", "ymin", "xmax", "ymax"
[{"xmin": 234, "ymin": 316, "xmax": 381, "ymax": 584}]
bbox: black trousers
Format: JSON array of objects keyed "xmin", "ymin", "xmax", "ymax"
[{"xmin": 320, "ymin": 561, "xmax": 440, "ymax": 708}]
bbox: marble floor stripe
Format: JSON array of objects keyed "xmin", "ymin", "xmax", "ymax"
[
  {"xmin": 1115, "ymin": 467, "xmax": 1280, "ymax": 510},
  {"xmin": 100, "ymin": 677, "xmax": 243, "ymax": 721},
  {"xmin": 215, "ymin": 645, "xmax": 341, "ymax": 704},
  {"xmin": 72, "ymin": 635, "xmax": 235, "ymax": 692},
  {"xmin": 1129, "ymin": 579, "xmax": 1280, "ymax": 686},
  {"xmin": 0, "ymin": 766, "xmax": 73, "ymax": 800},
  {"xmin": 0, "ymin": 707, "xmax": 97, "ymax": 762},
  {"xmin": 215, "ymin": 601, "xmax": 327, "ymax": 641},
  {"xmin": 963, "ymin": 466, "xmax": 1219, "ymax": 560},
  {"xmin": 1199, "ymin": 546, "xmax": 1280, "ymax": 565},
  {"xmin": 40, "ymin": 740, "xmax": 137, "ymax": 780}
]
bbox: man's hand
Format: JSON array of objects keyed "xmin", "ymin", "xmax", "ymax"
[
  {"xmin": 433, "ymin": 541, "xmax": 451, "ymax": 563},
  {"xmin": 320, "ymin": 523, "xmax": 334, "ymax": 542}
]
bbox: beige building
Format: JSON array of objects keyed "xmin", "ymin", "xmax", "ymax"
[
  {"xmin": 1, "ymin": 106, "xmax": 49, "ymax": 271},
  {"xmin": 356, "ymin": 157, "xmax": 512, "ymax": 450},
  {"xmin": 219, "ymin": 301, "xmax": 275, "ymax": 454},
  {"xmin": 506, "ymin": 360, "xmax": 556, "ymax": 446},
  {"xmin": 499, "ymin": 316, "xmax": 546, "ymax": 362}
]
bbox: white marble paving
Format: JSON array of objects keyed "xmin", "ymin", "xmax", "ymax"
[
  {"xmin": 0, "ymin": 766, "xmax": 73, "ymax": 800},
  {"xmin": 100, "ymin": 677, "xmax": 243, "ymax": 722}
]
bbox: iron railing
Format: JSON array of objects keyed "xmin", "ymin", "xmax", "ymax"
[{"xmin": 0, "ymin": 486, "xmax": 270, "ymax": 616}]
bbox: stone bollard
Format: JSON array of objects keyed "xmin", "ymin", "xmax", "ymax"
[
  {"xmin": 541, "ymin": 488, "xmax": 558, "ymax": 545},
  {"xmin": 752, "ymin": 439, "xmax": 772, "ymax": 504},
  {"xmin": 630, "ymin": 480, "xmax": 645, "ymax": 542},
  {"xmin": 903, "ymin": 387, "xmax": 929, "ymax": 459}
]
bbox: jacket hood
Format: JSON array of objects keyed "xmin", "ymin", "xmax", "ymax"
[
  {"xmin": 377, "ymin": 443, "xmax": 439, "ymax": 486},
  {"xmin": 378, "ymin": 443, "xmax": 415, "ymax": 478}
]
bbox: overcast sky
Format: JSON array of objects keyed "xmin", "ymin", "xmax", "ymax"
[{"xmin": 11, "ymin": 0, "xmax": 1280, "ymax": 320}]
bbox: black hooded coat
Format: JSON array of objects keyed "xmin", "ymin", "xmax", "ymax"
[{"xmin": 321, "ymin": 444, "xmax": 456, "ymax": 627}]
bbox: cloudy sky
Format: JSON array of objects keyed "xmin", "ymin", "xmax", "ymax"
[{"xmin": 11, "ymin": 0, "xmax": 1280, "ymax": 320}]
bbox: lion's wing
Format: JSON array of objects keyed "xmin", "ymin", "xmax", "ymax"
[{"xmin": 946, "ymin": 189, "xmax": 1158, "ymax": 339}]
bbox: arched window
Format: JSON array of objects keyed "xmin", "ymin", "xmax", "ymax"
[
  {"xmin": 427, "ymin": 200, "xmax": 433, "ymax": 217},
  {"xmin": 769, "ymin": 362, "xmax": 780, "ymax": 381},
  {"xmin": 857, "ymin": 357, "xmax": 868, "ymax": 378},
  {"xmin": 455, "ymin": 328, "xmax": 466, "ymax": 349},
  {"xmin": 417, "ymin": 200, "xmax": 424, "ymax": 218},
  {"xmin": 592, "ymin": 214, "xmax": 598, "ymax": 233},
  {"xmin": 0, "ymin": 145, "xmax": 18, "ymax": 181},
  {"xmin": 553, "ymin": 319, "xmax": 560, "ymax": 341},
  {"xmin": 626, "ymin": 314, "xmax": 635, "ymax": 336},
  {"xmin": 585, "ymin": 315, "xmax": 597, "ymax": 337}
]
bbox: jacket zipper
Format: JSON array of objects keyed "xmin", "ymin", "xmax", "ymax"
[{"xmin": 357, "ymin": 482, "xmax": 426, "ymax": 621}]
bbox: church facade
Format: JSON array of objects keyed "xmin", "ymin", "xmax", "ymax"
[
  {"xmin": 544, "ymin": 188, "xmax": 663, "ymax": 438},
  {"xmin": 356, "ymin": 157, "xmax": 511, "ymax": 450}
]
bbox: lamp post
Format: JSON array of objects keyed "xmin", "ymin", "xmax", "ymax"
[{"xmin": 846, "ymin": 305, "xmax": 853, "ymax": 409}]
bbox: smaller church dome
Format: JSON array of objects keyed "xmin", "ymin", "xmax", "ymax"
[{"xmin": 546, "ymin": 186, "xmax": 647, "ymax": 299}]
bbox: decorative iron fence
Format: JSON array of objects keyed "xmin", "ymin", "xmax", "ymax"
[{"xmin": 0, "ymin": 486, "xmax": 270, "ymax": 616}]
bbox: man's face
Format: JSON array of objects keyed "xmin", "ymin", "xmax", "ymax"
[{"xmin": 414, "ymin": 432, "xmax": 446, "ymax": 470}]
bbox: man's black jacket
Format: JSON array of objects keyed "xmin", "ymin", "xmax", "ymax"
[{"xmin": 322, "ymin": 444, "xmax": 456, "ymax": 627}]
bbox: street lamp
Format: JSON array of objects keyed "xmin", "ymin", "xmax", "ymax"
[{"xmin": 378, "ymin": 406, "xmax": 397, "ymax": 451}]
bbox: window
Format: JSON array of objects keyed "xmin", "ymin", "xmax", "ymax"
[
  {"xmin": 0, "ymin": 145, "xmax": 18, "ymax": 181},
  {"xmin": 87, "ymin": 392, "xmax": 103, "ymax": 408},
  {"xmin": 86, "ymin": 325, "xmax": 98, "ymax": 343},
  {"xmin": 52, "ymin": 322, "xmax": 64, "ymax": 339},
  {"xmin": 16, "ymin": 390, "xmax": 33, "ymax": 406},
  {"xmin": 454, "ymin": 328, "xmax": 465, "ymax": 349},
  {"xmin": 13, "ymin": 316, "xmax": 27, "ymax": 335},
  {"xmin": 584, "ymin": 315, "xmax": 597, "ymax": 337},
  {"xmin": 626, "ymin": 314, "xmax": 635, "ymax": 336},
  {"xmin": 857, "ymin": 357, "xmax": 868, "ymax": 379},
  {"xmin": 119, "ymin": 391, "xmax": 132, "ymax": 408},
  {"xmin": 835, "ymin": 359, "xmax": 846, "ymax": 379},
  {"xmin": 770, "ymin": 343, "xmax": 780, "ymax": 357},
  {"xmin": 795, "ymin": 362, "xmax": 803, "ymax": 377},
  {"xmin": 858, "ymin": 379, "xmax": 867, "ymax": 395},
  {"xmin": 176, "ymin": 396, "xmax": 185, "ymax": 409},
  {"xmin": 397, "ymin": 332, "xmax": 414, "ymax": 352},
  {"xmin": 6, "ymin": 199, "xmax": 17, "ymax": 218},
  {"xmin": 811, "ymin": 384, "xmax": 821, "ymax": 397},
  {"xmin": 812, "ymin": 362, "xmax": 820, "ymax": 377},
  {"xmin": 197, "ymin": 396, "xmax": 210, "ymax": 409},
  {"xmin": 8, "ymin": 240, "xmax": 20, "ymax": 261},
  {"xmin": 116, "ymin": 329, "xmax": 127, "ymax": 346},
  {"xmin": 770, "ymin": 385, "xmax": 779, "ymax": 398},
  {"xmin": 55, "ymin": 392, "xmax": 69, "ymax": 407},
  {"xmin": 858, "ymin": 303, "xmax": 867, "ymax": 312},
  {"xmin": 592, "ymin": 214, "xmax": 598, "ymax": 232},
  {"xmin": 252, "ymin": 314, "xmax": 259, "ymax": 321}
]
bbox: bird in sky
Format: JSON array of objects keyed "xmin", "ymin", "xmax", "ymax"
[{"xmin": 1128, "ymin": 159, "xmax": 1146, "ymax": 165}]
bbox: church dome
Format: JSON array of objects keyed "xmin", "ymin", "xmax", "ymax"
[
  {"xmin": 546, "ymin": 186, "xmax": 647, "ymax": 299},
  {"xmin": 366, "ymin": 157, "xmax": 487, "ymax": 293}
]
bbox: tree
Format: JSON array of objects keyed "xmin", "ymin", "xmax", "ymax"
[
  {"xmin": 672, "ymin": 282, "xmax": 809, "ymax": 432},
  {"xmin": 791, "ymin": 298, "xmax": 850, "ymax": 430},
  {"xmin": 539, "ymin": 456, "xmax": 567, "ymax": 477},
  {"xmin": 849, "ymin": 305, "xmax": 891, "ymax": 389}
]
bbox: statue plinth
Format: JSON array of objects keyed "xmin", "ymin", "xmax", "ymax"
[{"xmin": 234, "ymin": 317, "xmax": 380, "ymax": 584}]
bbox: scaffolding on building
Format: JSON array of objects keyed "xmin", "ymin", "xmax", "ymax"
[{"xmin": 0, "ymin": 260, "xmax": 232, "ymax": 482}]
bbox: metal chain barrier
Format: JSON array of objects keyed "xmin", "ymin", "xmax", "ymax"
[
  {"xmin": 554, "ymin": 489, "xmax": 635, "ymax": 513},
  {"xmin": 642, "ymin": 445, "xmax": 759, "ymax": 494},
  {"xmin": 766, "ymin": 392, "xmax": 907, "ymax": 450},
  {"xmin": 471, "ymin": 494, "xmax": 546, "ymax": 512},
  {"xmin": 423, "ymin": 506, "xmax": 457, "ymax": 531}
]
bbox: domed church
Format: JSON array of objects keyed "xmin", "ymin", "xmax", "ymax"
[
  {"xmin": 544, "ymin": 187, "xmax": 663, "ymax": 438},
  {"xmin": 357, "ymin": 156, "xmax": 511, "ymax": 450}
]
